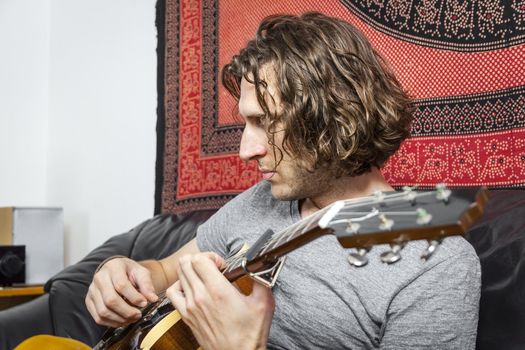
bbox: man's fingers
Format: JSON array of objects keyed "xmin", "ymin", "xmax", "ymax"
[
  {"xmin": 166, "ymin": 281, "xmax": 198, "ymax": 330},
  {"xmin": 166, "ymin": 280, "xmax": 216, "ymax": 344},
  {"xmin": 86, "ymin": 283, "xmax": 138, "ymax": 327},
  {"xmin": 129, "ymin": 266, "xmax": 158, "ymax": 303},
  {"xmin": 92, "ymin": 271, "xmax": 144, "ymax": 319},
  {"xmin": 190, "ymin": 253, "xmax": 234, "ymax": 293},
  {"xmin": 166, "ymin": 281, "xmax": 187, "ymax": 315},
  {"xmin": 250, "ymin": 282, "xmax": 275, "ymax": 306},
  {"xmin": 109, "ymin": 274, "xmax": 149, "ymax": 308},
  {"xmin": 206, "ymin": 252, "xmax": 226, "ymax": 269},
  {"xmin": 177, "ymin": 255, "xmax": 199, "ymax": 303},
  {"xmin": 101, "ymin": 258, "xmax": 153, "ymax": 307},
  {"xmin": 86, "ymin": 296, "xmax": 124, "ymax": 328}
]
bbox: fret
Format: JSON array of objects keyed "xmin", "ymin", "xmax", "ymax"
[
  {"xmin": 284, "ymin": 210, "xmax": 325, "ymax": 242},
  {"xmin": 223, "ymin": 247, "xmax": 248, "ymax": 272},
  {"xmin": 260, "ymin": 228, "xmax": 291, "ymax": 255},
  {"xmin": 331, "ymin": 208, "xmax": 380, "ymax": 225}
]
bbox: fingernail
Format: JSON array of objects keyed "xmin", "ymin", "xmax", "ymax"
[{"xmin": 139, "ymin": 300, "xmax": 147, "ymax": 307}]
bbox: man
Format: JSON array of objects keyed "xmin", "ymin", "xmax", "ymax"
[{"xmin": 86, "ymin": 12, "xmax": 480, "ymax": 349}]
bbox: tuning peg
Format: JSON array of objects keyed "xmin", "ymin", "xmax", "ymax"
[
  {"xmin": 373, "ymin": 190, "xmax": 386, "ymax": 206},
  {"xmin": 416, "ymin": 208, "xmax": 432, "ymax": 225},
  {"xmin": 436, "ymin": 183, "xmax": 451, "ymax": 203},
  {"xmin": 347, "ymin": 248, "xmax": 370, "ymax": 267},
  {"xmin": 378, "ymin": 214, "xmax": 394, "ymax": 231},
  {"xmin": 421, "ymin": 239, "xmax": 441, "ymax": 261},
  {"xmin": 380, "ymin": 243, "xmax": 405, "ymax": 264},
  {"xmin": 346, "ymin": 222, "xmax": 361, "ymax": 234},
  {"xmin": 402, "ymin": 186, "xmax": 417, "ymax": 205}
]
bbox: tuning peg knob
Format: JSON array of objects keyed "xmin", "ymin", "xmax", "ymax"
[
  {"xmin": 416, "ymin": 208, "xmax": 432, "ymax": 225},
  {"xmin": 436, "ymin": 183, "xmax": 451, "ymax": 203},
  {"xmin": 421, "ymin": 239, "xmax": 441, "ymax": 261},
  {"xmin": 346, "ymin": 222, "xmax": 360, "ymax": 234},
  {"xmin": 347, "ymin": 248, "xmax": 370, "ymax": 267},
  {"xmin": 402, "ymin": 186, "xmax": 417, "ymax": 205},
  {"xmin": 380, "ymin": 243, "xmax": 405, "ymax": 264},
  {"xmin": 378, "ymin": 214, "xmax": 394, "ymax": 231}
]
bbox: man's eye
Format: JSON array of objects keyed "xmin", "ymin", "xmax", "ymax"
[{"xmin": 248, "ymin": 116, "xmax": 265, "ymax": 127}]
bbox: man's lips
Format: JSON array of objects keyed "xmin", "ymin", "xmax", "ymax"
[{"xmin": 259, "ymin": 169, "xmax": 276, "ymax": 180}]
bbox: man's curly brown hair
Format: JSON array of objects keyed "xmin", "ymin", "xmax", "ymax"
[{"xmin": 222, "ymin": 12, "xmax": 414, "ymax": 177}]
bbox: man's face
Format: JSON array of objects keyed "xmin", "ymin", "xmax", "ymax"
[{"xmin": 237, "ymin": 72, "xmax": 335, "ymax": 201}]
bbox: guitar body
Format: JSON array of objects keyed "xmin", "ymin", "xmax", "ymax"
[
  {"xmin": 95, "ymin": 276, "xmax": 254, "ymax": 350},
  {"xmin": 94, "ymin": 302, "xmax": 198, "ymax": 350},
  {"xmin": 15, "ymin": 335, "xmax": 91, "ymax": 350},
  {"xmin": 14, "ymin": 319, "xmax": 197, "ymax": 350}
]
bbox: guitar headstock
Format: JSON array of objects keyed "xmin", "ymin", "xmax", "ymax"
[{"xmin": 320, "ymin": 185, "xmax": 490, "ymax": 266}]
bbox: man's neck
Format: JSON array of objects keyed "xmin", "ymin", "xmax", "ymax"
[{"xmin": 300, "ymin": 167, "xmax": 393, "ymax": 218}]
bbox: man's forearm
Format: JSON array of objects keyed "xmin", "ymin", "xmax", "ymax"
[
  {"xmin": 139, "ymin": 260, "xmax": 171, "ymax": 293},
  {"xmin": 139, "ymin": 239, "xmax": 201, "ymax": 293}
]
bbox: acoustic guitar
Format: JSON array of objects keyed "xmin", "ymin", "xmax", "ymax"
[{"xmin": 16, "ymin": 185, "xmax": 490, "ymax": 350}]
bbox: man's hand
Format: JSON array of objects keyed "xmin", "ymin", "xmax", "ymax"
[
  {"xmin": 85, "ymin": 257, "xmax": 158, "ymax": 327},
  {"xmin": 167, "ymin": 253, "xmax": 275, "ymax": 350}
]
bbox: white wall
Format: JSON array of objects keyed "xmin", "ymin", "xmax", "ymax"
[
  {"xmin": 0, "ymin": 0, "xmax": 50, "ymax": 207},
  {"xmin": 0, "ymin": 0, "xmax": 157, "ymax": 265}
]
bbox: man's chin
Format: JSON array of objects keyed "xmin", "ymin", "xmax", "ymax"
[{"xmin": 269, "ymin": 184, "xmax": 297, "ymax": 201}]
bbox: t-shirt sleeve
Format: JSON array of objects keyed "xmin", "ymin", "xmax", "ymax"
[
  {"xmin": 195, "ymin": 207, "xmax": 231, "ymax": 258},
  {"xmin": 380, "ymin": 252, "xmax": 481, "ymax": 349},
  {"xmin": 195, "ymin": 182, "xmax": 268, "ymax": 258}
]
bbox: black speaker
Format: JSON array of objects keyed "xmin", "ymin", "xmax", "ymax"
[{"xmin": 0, "ymin": 245, "xmax": 25, "ymax": 285}]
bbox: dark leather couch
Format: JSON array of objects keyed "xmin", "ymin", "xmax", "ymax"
[{"xmin": 0, "ymin": 190, "xmax": 524, "ymax": 350}]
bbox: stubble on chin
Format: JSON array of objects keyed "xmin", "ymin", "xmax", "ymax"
[{"xmin": 269, "ymin": 166, "xmax": 336, "ymax": 203}]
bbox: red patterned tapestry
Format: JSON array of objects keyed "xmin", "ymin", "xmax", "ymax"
[{"xmin": 155, "ymin": 0, "xmax": 525, "ymax": 214}]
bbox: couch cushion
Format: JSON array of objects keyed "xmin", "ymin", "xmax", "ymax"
[{"xmin": 465, "ymin": 189, "xmax": 525, "ymax": 350}]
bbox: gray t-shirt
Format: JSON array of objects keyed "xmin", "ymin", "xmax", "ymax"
[{"xmin": 196, "ymin": 181, "xmax": 480, "ymax": 349}]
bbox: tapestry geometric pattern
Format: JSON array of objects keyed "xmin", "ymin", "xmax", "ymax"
[{"xmin": 156, "ymin": 0, "xmax": 525, "ymax": 214}]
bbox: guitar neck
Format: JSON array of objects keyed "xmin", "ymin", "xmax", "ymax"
[{"xmin": 223, "ymin": 225, "xmax": 332, "ymax": 282}]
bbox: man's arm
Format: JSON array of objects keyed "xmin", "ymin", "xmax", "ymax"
[{"xmin": 85, "ymin": 238, "xmax": 201, "ymax": 327}]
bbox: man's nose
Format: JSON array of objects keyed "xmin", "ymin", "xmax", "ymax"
[{"xmin": 239, "ymin": 127, "xmax": 267, "ymax": 161}]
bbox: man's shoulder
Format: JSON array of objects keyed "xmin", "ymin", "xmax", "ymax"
[
  {"xmin": 369, "ymin": 236, "xmax": 480, "ymax": 291},
  {"xmin": 408, "ymin": 236, "xmax": 481, "ymax": 286},
  {"xmin": 436, "ymin": 236, "xmax": 480, "ymax": 265}
]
